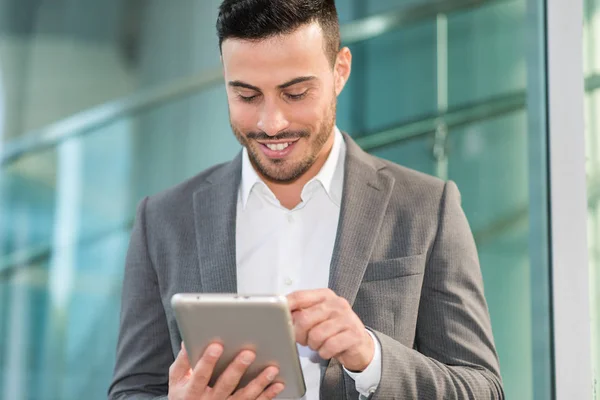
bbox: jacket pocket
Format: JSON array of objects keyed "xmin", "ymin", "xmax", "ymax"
[{"xmin": 362, "ymin": 254, "xmax": 425, "ymax": 282}]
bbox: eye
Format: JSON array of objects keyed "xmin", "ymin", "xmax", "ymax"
[
  {"xmin": 238, "ymin": 94, "xmax": 259, "ymax": 103},
  {"xmin": 285, "ymin": 91, "xmax": 308, "ymax": 101}
]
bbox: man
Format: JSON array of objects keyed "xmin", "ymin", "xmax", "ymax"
[{"xmin": 108, "ymin": 0, "xmax": 504, "ymax": 399}]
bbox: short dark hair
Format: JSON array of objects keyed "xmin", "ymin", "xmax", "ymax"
[{"xmin": 216, "ymin": 0, "xmax": 341, "ymax": 66}]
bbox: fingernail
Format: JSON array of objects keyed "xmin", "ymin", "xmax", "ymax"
[
  {"xmin": 274, "ymin": 383, "xmax": 285, "ymax": 394},
  {"xmin": 240, "ymin": 351, "xmax": 255, "ymax": 365},
  {"xmin": 267, "ymin": 368, "xmax": 278, "ymax": 381},
  {"xmin": 208, "ymin": 345, "xmax": 222, "ymax": 357}
]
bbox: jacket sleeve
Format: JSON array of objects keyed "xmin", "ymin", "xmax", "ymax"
[
  {"xmin": 108, "ymin": 197, "xmax": 173, "ymax": 400},
  {"xmin": 371, "ymin": 181, "xmax": 504, "ymax": 399}
]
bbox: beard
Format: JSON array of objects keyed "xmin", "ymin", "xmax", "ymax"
[{"xmin": 231, "ymin": 99, "xmax": 336, "ymax": 183}]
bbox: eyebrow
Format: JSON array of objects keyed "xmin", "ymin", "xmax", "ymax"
[
  {"xmin": 228, "ymin": 76, "xmax": 317, "ymax": 92},
  {"xmin": 278, "ymin": 76, "xmax": 317, "ymax": 89}
]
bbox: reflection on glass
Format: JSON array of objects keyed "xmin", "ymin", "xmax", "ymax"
[
  {"xmin": 368, "ymin": 133, "xmax": 437, "ymax": 176},
  {"xmin": 0, "ymin": 0, "xmax": 225, "ymax": 143},
  {"xmin": 449, "ymin": 112, "xmax": 534, "ymax": 399}
]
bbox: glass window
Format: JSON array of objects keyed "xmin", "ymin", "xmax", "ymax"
[{"xmin": 0, "ymin": 0, "xmax": 553, "ymax": 399}]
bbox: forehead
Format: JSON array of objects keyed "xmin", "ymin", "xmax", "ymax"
[{"xmin": 221, "ymin": 23, "xmax": 331, "ymax": 85}]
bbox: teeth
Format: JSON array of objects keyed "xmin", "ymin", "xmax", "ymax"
[{"xmin": 266, "ymin": 142, "xmax": 290, "ymax": 151}]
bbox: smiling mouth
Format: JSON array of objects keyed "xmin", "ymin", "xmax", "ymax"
[
  {"xmin": 264, "ymin": 142, "xmax": 293, "ymax": 151},
  {"xmin": 257, "ymin": 139, "xmax": 300, "ymax": 159}
]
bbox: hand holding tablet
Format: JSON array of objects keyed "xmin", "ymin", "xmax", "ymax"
[
  {"xmin": 167, "ymin": 339, "xmax": 284, "ymax": 400},
  {"xmin": 171, "ymin": 294, "xmax": 306, "ymax": 399}
]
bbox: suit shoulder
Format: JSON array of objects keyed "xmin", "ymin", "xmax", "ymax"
[{"xmin": 368, "ymin": 156, "xmax": 454, "ymax": 216}]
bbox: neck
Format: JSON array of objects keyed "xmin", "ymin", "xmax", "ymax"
[{"xmin": 263, "ymin": 130, "xmax": 335, "ymax": 210}]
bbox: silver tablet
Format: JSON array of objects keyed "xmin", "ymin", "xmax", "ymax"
[{"xmin": 171, "ymin": 293, "xmax": 306, "ymax": 399}]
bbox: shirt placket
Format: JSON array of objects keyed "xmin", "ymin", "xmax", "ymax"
[{"xmin": 280, "ymin": 206, "xmax": 302, "ymax": 295}]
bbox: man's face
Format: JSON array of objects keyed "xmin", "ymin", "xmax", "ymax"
[{"xmin": 221, "ymin": 22, "xmax": 350, "ymax": 183}]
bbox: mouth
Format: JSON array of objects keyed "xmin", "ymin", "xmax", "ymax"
[{"xmin": 257, "ymin": 139, "xmax": 299, "ymax": 159}]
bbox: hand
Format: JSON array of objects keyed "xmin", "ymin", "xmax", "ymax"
[
  {"xmin": 168, "ymin": 342, "xmax": 285, "ymax": 400},
  {"xmin": 287, "ymin": 289, "xmax": 374, "ymax": 372}
]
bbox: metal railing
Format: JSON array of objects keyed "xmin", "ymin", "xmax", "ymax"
[{"xmin": 355, "ymin": 91, "xmax": 526, "ymax": 150}]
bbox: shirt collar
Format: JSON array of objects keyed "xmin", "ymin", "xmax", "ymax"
[{"xmin": 240, "ymin": 127, "xmax": 346, "ymax": 209}]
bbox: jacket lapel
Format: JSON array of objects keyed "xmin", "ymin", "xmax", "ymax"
[
  {"xmin": 328, "ymin": 134, "xmax": 395, "ymax": 305},
  {"xmin": 321, "ymin": 134, "xmax": 395, "ymax": 399},
  {"xmin": 193, "ymin": 154, "xmax": 242, "ymax": 294}
]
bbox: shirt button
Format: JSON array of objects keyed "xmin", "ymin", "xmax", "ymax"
[
  {"xmin": 287, "ymin": 213, "xmax": 294, "ymax": 223},
  {"xmin": 284, "ymin": 277, "xmax": 293, "ymax": 286}
]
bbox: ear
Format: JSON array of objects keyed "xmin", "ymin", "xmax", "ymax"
[{"xmin": 334, "ymin": 47, "xmax": 352, "ymax": 97}]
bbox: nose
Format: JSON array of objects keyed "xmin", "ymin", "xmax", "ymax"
[{"xmin": 257, "ymin": 99, "xmax": 290, "ymax": 136}]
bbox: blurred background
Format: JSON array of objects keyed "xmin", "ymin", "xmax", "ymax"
[{"xmin": 0, "ymin": 0, "xmax": 597, "ymax": 399}]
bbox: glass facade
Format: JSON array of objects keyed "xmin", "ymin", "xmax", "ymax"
[{"xmin": 0, "ymin": 0, "xmax": 564, "ymax": 399}]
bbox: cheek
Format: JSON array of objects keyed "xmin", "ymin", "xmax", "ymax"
[
  {"xmin": 292, "ymin": 101, "xmax": 326, "ymax": 128},
  {"xmin": 229, "ymin": 103, "xmax": 257, "ymax": 130}
]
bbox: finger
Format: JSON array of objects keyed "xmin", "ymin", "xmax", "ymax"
[
  {"xmin": 292, "ymin": 310, "xmax": 309, "ymax": 346},
  {"xmin": 292, "ymin": 302, "xmax": 333, "ymax": 346},
  {"xmin": 294, "ymin": 294, "xmax": 350, "ymax": 346},
  {"xmin": 287, "ymin": 289, "xmax": 333, "ymax": 312},
  {"xmin": 211, "ymin": 350, "xmax": 256, "ymax": 397},
  {"xmin": 257, "ymin": 383, "xmax": 285, "ymax": 400},
  {"xmin": 317, "ymin": 329, "xmax": 358, "ymax": 360},
  {"xmin": 187, "ymin": 343, "xmax": 224, "ymax": 394},
  {"xmin": 233, "ymin": 366, "xmax": 279, "ymax": 399},
  {"xmin": 307, "ymin": 317, "xmax": 347, "ymax": 351},
  {"xmin": 292, "ymin": 300, "xmax": 332, "ymax": 327},
  {"xmin": 169, "ymin": 342, "xmax": 192, "ymax": 382}
]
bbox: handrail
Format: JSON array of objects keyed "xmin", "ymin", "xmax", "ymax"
[
  {"xmin": 1, "ymin": 0, "xmax": 506, "ymax": 166},
  {"xmin": 1, "ymin": 70, "xmax": 223, "ymax": 165},
  {"xmin": 354, "ymin": 71, "xmax": 600, "ymax": 151},
  {"xmin": 355, "ymin": 91, "xmax": 526, "ymax": 150}
]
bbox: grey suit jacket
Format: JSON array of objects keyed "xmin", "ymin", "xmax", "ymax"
[{"xmin": 108, "ymin": 134, "xmax": 503, "ymax": 399}]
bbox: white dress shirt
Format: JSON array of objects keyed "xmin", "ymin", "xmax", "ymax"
[{"xmin": 235, "ymin": 128, "xmax": 381, "ymax": 399}]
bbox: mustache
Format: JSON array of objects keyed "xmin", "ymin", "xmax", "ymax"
[{"xmin": 246, "ymin": 130, "xmax": 309, "ymax": 141}]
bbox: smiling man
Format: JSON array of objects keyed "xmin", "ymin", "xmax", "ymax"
[{"xmin": 108, "ymin": 1, "xmax": 504, "ymax": 399}]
